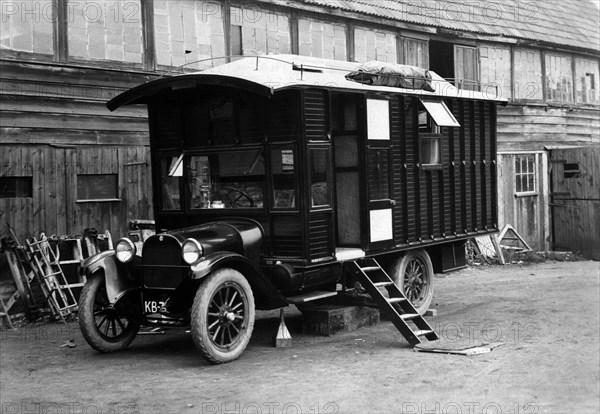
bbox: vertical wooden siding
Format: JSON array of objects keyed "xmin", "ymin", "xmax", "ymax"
[
  {"xmin": 0, "ymin": 146, "xmax": 152, "ymax": 242},
  {"xmin": 392, "ymin": 97, "xmax": 497, "ymax": 246},
  {"xmin": 550, "ymin": 146, "xmax": 600, "ymax": 260}
]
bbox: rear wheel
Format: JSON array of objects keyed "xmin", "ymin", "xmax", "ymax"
[
  {"xmin": 191, "ymin": 268, "xmax": 255, "ymax": 364},
  {"xmin": 78, "ymin": 274, "xmax": 140, "ymax": 352},
  {"xmin": 389, "ymin": 250, "xmax": 434, "ymax": 315}
]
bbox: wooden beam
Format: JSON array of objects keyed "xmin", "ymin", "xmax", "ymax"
[{"xmin": 142, "ymin": 0, "xmax": 156, "ymax": 71}]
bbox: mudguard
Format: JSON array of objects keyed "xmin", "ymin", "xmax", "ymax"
[
  {"xmin": 80, "ymin": 251, "xmax": 137, "ymax": 304},
  {"xmin": 190, "ymin": 251, "xmax": 288, "ymax": 310}
]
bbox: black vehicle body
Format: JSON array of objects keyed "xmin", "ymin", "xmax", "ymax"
[{"xmin": 78, "ymin": 55, "xmax": 506, "ymax": 363}]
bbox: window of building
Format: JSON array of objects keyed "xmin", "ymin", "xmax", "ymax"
[
  {"xmin": 0, "ymin": 177, "xmax": 33, "ymax": 198},
  {"xmin": 231, "ymin": 24, "xmax": 243, "ymax": 56},
  {"xmin": 430, "ymin": 41, "xmax": 479, "ymax": 91},
  {"xmin": 77, "ymin": 174, "xmax": 119, "ymax": 202},
  {"xmin": 564, "ymin": 163, "xmax": 581, "ymax": 179},
  {"xmin": 515, "ymin": 155, "xmax": 537, "ymax": 194},
  {"xmin": 230, "ymin": 6, "xmax": 291, "ymax": 55},
  {"xmin": 398, "ymin": 37, "xmax": 429, "ymax": 68},
  {"xmin": 513, "ymin": 49, "xmax": 543, "ymax": 101},
  {"xmin": 153, "ymin": 0, "xmax": 225, "ymax": 69},
  {"xmin": 0, "ymin": 0, "xmax": 54, "ymax": 55},
  {"xmin": 575, "ymin": 58, "xmax": 600, "ymax": 105},
  {"xmin": 545, "ymin": 53, "xmax": 574, "ymax": 102},
  {"xmin": 68, "ymin": 0, "xmax": 143, "ymax": 64}
]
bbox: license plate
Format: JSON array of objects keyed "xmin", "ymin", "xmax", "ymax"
[{"xmin": 144, "ymin": 300, "xmax": 165, "ymax": 314}]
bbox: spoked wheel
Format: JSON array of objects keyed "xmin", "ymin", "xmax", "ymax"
[
  {"xmin": 389, "ymin": 250, "xmax": 434, "ymax": 316},
  {"xmin": 191, "ymin": 268, "xmax": 255, "ymax": 364},
  {"xmin": 78, "ymin": 274, "xmax": 140, "ymax": 352}
]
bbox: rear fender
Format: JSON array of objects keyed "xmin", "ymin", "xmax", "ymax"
[
  {"xmin": 81, "ymin": 251, "xmax": 135, "ymax": 304},
  {"xmin": 191, "ymin": 252, "xmax": 287, "ymax": 310}
]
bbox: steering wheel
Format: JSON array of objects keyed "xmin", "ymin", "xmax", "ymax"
[{"xmin": 223, "ymin": 187, "xmax": 255, "ymax": 208}]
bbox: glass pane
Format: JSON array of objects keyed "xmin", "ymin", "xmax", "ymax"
[
  {"xmin": 161, "ymin": 157, "xmax": 181, "ymax": 210},
  {"xmin": 188, "ymin": 151, "xmax": 265, "ymax": 209},
  {"xmin": 0, "ymin": 177, "xmax": 33, "ymax": 198},
  {"xmin": 310, "ymin": 149, "xmax": 331, "ymax": 207},
  {"xmin": 421, "ymin": 137, "xmax": 441, "ymax": 165},
  {"xmin": 77, "ymin": 174, "xmax": 118, "ymax": 201},
  {"xmin": 420, "ymin": 100, "xmax": 461, "ymax": 127},
  {"xmin": 368, "ymin": 149, "xmax": 390, "ymax": 200},
  {"xmin": 272, "ymin": 149, "xmax": 296, "ymax": 209}
]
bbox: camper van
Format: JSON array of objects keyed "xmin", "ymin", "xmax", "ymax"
[{"xmin": 78, "ymin": 55, "xmax": 505, "ymax": 363}]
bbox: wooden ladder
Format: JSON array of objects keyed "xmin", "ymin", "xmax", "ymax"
[
  {"xmin": 25, "ymin": 234, "xmax": 79, "ymax": 320},
  {"xmin": 0, "ymin": 297, "xmax": 15, "ymax": 329},
  {"xmin": 345, "ymin": 258, "xmax": 439, "ymax": 346}
]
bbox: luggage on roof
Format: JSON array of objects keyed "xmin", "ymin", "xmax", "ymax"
[{"xmin": 346, "ymin": 61, "xmax": 435, "ymax": 92}]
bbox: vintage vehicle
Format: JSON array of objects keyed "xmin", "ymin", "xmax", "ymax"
[{"xmin": 78, "ymin": 55, "xmax": 505, "ymax": 363}]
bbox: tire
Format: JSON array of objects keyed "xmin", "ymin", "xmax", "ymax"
[
  {"xmin": 78, "ymin": 273, "xmax": 140, "ymax": 352},
  {"xmin": 191, "ymin": 268, "xmax": 255, "ymax": 364},
  {"xmin": 389, "ymin": 250, "xmax": 434, "ymax": 316}
]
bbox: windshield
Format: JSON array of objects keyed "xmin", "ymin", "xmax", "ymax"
[{"xmin": 186, "ymin": 150, "xmax": 265, "ymax": 209}]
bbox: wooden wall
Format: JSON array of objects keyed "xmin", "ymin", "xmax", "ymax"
[
  {"xmin": 550, "ymin": 146, "xmax": 600, "ymax": 260},
  {"xmin": 497, "ymin": 105, "xmax": 600, "ymax": 151},
  {"xmin": 497, "ymin": 152, "xmax": 550, "ymax": 251},
  {"xmin": 0, "ymin": 59, "xmax": 154, "ymax": 241}
]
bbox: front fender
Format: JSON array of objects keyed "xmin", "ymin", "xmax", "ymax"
[
  {"xmin": 190, "ymin": 251, "xmax": 250, "ymax": 279},
  {"xmin": 190, "ymin": 252, "xmax": 287, "ymax": 310},
  {"xmin": 81, "ymin": 251, "xmax": 135, "ymax": 304}
]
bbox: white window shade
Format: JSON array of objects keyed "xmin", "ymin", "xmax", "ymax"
[{"xmin": 420, "ymin": 100, "xmax": 461, "ymax": 127}]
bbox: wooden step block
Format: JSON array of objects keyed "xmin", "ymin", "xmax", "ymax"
[
  {"xmin": 400, "ymin": 313, "xmax": 419, "ymax": 321},
  {"xmin": 387, "ymin": 297, "xmax": 407, "ymax": 304},
  {"xmin": 302, "ymin": 305, "xmax": 380, "ymax": 336}
]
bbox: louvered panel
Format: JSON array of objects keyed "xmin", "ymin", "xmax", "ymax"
[
  {"xmin": 154, "ymin": 105, "xmax": 183, "ymax": 149},
  {"xmin": 309, "ymin": 214, "xmax": 333, "ymax": 259},
  {"xmin": 271, "ymin": 216, "xmax": 303, "ymax": 257},
  {"xmin": 270, "ymin": 91, "xmax": 300, "ymax": 142},
  {"xmin": 391, "ymin": 98, "xmax": 405, "ymax": 244},
  {"xmin": 304, "ymin": 89, "xmax": 328, "ymax": 141}
]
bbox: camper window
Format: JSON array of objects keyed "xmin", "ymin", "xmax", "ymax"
[
  {"xmin": 161, "ymin": 156, "xmax": 182, "ymax": 210},
  {"xmin": 272, "ymin": 148, "xmax": 297, "ymax": 209},
  {"xmin": 309, "ymin": 148, "xmax": 331, "ymax": 208}
]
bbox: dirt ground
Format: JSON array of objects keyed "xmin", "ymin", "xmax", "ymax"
[{"xmin": 1, "ymin": 260, "xmax": 599, "ymax": 414}]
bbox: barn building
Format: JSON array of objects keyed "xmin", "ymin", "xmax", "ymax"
[{"xmin": 1, "ymin": 0, "xmax": 599, "ymax": 258}]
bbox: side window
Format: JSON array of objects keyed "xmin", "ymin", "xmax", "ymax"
[
  {"xmin": 161, "ymin": 156, "xmax": 182, "ymax": 210},
  {"xmin": 0, "ymin": 177, "xmax": 33, "ymax": 199},
  {"xmin": 309, "ymin": 148, "xmax": 331, "ymax": 208},
  {"xmin": 271, "ymin": 149, "xmax": 296, "ymax": 209},
  {"xmin": 418, "ymin": 100, "xmax": 460, "ymax": 166}
]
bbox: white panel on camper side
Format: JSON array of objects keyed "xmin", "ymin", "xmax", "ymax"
[
  {"xmin": 367, "ymin": 99, "xmax": 390, "ymax": 140},
  {"xmin": 370, "ymin": 208, "xmax": 393, "ymax": 242}
]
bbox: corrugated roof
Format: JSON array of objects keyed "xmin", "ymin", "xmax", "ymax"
[{"xmin": 302, "ymin": 0, "xmax": 600, "ymax": 52}]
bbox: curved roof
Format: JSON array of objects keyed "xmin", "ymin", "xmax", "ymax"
[
  {"xmin": 302, "ymin": 0, "xmax": 600, "ymax": 52},
  {"xmin": 107, "ymin": 55, "xmax": 507, "ymax": 111}
]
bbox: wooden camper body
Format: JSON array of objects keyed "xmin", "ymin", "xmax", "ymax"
[{"xmin": 108, "ymin": 55, "xmax": 505, "ymax": 291}]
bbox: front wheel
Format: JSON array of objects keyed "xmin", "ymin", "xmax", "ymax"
[
  {"xmin": 78, "ymin": 274, "xmax": 140, "ymax": 352},
  {"xmin": 191, "ymin": 268, "xmax": 255, "ymax": 364},
  {"xmin": 389, "ymin": 250, "xmax": 434, "ymax": 315}
]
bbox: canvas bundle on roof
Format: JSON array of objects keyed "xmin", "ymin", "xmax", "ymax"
[{"xmin": 346, "ymin": 61, "xmax": 436, "ymax": 92}]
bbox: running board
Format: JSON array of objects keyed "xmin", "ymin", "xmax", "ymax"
[
  {"xmin": 345, "ymin": 259, "xmax": 439, "ymax": 346},
  {"xmin": 287, "ymin": 291, "xmax": 337, "ymax": 304}
]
